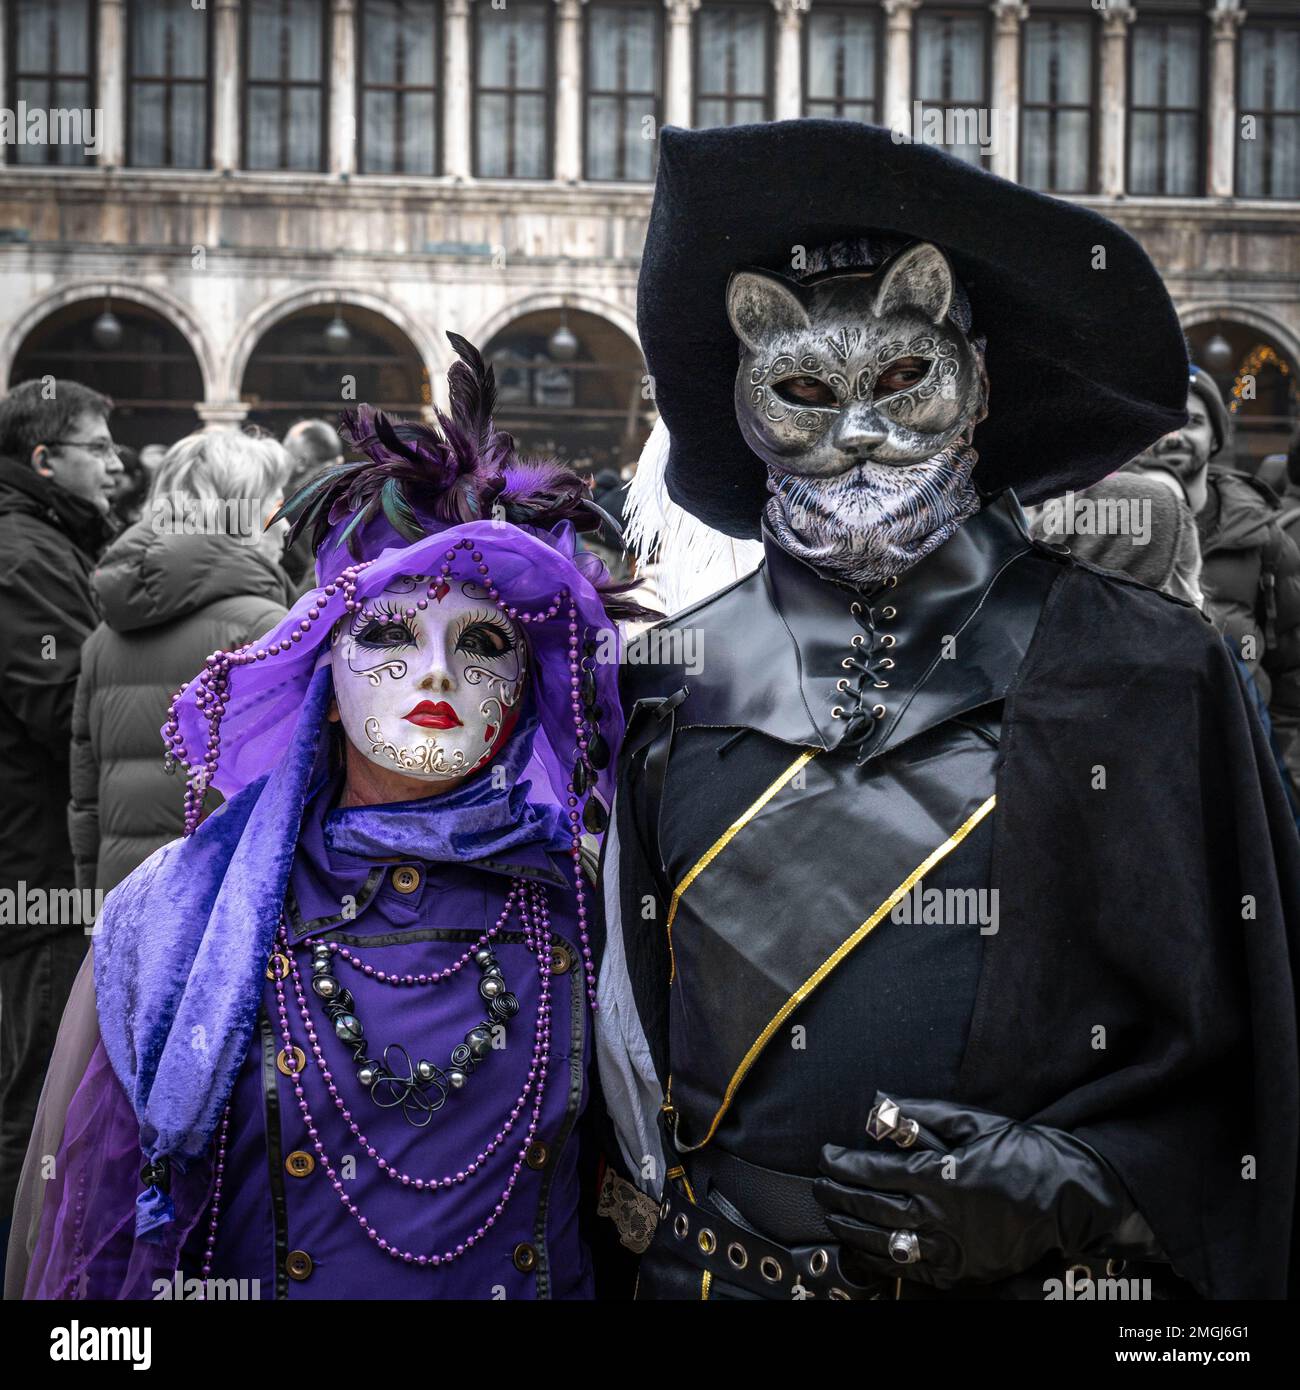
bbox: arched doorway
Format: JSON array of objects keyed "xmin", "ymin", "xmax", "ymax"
[
  {"xmin": 482, "ymin": 309, "xmax": 651, "ymax": 475},
  {"xmin": 1185, "ymin": 319, "xmax": 1298, "ymax": 477},
  {"xmin": 240, "ymin": 303, "xmax": 431, "ymax": 443},
  {"xmin": 8, "ymin": 299, "xmax": 204, "ymax": 451}
]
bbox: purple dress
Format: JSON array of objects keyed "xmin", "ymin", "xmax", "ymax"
[{"xmin": 203, "ymin": 775, "xmax": 594, "ymax": 1299}]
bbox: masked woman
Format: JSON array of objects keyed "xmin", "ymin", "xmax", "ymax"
[{"xmin": 10, "ymin": 334, "xmax": 647, "ymax": 1300}]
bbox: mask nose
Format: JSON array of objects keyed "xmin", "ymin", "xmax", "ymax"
[
  {"xmin": 418, "ymin": 667, "xmax": 455, "ymax": 694},
  {"xmin": 834, "ymin": 406, "xmax": 889, "ymax": 457}
]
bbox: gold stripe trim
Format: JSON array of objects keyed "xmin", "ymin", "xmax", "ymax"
[
  {"xmin": 684, "ymin": 793, "xmax": 998, "ymax": 1152},
  {"xmin": 665, "ymin": 749, "xmax": 818, "ymax": 982},
  {"xmin": 701, "ymin": 1270, "xmax": 712, "ymax": 1300}
]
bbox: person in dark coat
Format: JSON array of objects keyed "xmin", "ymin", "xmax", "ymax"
[
  {"xmin": 595, "ymin": 122, "xmax": 1300, "ymax": 1302},
  {"xmin": 1281, "ymin": 424, "xmax": 1300, "ymax": 549},
  {"xmin": 69, "ymin": 429, "xmax": 294, "ymax": 894},
  {"xmin": 1131, "ymin": 367, "xmax": 1300, "ymax": 783},
  {"xmin": 0, "ymin": 379, "xmax": 120, "ymax": 1258}
]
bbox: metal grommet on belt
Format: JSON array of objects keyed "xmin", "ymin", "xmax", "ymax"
[
  {"xmin": 697, "ymin": 1228, "xmax": 717, "ymax": 1255},
  {"xmin": 1106, "ymin": 1258, "xmax": 1127, "ymax": 1276},
  {"xmin": 673, "ymin": 1213, "xmax": 690, "ymax": 1240},
  {"xmin": 391, "ymin": 865, "xmax": 421, "ymax": 894},
  {"xmin": 726, "ymin": 1242, "xmax": 748, "ymax": 1271},
  {"xmin": 285, "ymin": 1250, "xmax": 313, "ymax": 1280},
  {"xmin": 807, "ymin": 1248, "xmax": 829, "ymax": 1277},
  {"xmin": 759, "ymin": 1255, "xmax": 783, "ymax": 1284}
]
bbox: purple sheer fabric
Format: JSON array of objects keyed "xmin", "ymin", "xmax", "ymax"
[{"xmin": 23, "ymin": 1041, "xmax": 213, "ymax": 1300}]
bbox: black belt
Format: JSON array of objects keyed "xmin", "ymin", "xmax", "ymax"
[
  {"xmin": 655, "ymin": 1170, "xmax": 894, "ymax": 1301},
  {"xmin": 667, "ymin": 1145, "xmax": 1148, "ymax": 1302}
]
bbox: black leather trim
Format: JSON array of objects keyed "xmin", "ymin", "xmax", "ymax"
[
  {"xmin": 287, "ymin": 870, "xmax": 386, "ymax": 941},
  {"xmin": 530, "ymin": 931, "xmax": 589, "ymax": 1300},
  {"xmin": 259, "ymin": 1007, "xmax": 289, "ymax": 1299}
]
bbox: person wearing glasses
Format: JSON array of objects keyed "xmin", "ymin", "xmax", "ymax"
[{"xmin": 0, "ymin": 378, "xmax": 121, "ymax": 1280}]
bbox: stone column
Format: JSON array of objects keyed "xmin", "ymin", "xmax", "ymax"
[
  {"xmin": 211, "ymin": 0, "xmax": 240, "ymax": 171},
  {"xmin": 196, "ymin": 401, "xmax": 252, "ymax": 430},
  {"xmin": 664, "ymin": 0, "xmax": 700, "ymax": 129},
  {"xmin": 773, "ymin": 0, "xmax": 805, "ymax": 121},
  {"xmin": 1208, "ymin": 2, "xmax": 1244, "ymax": 199},
  {"xmin": 330, "ymin": 0, "xmax": 357, "ymax": 175},
  {"xmin": 95, "ymin": 0, "xmax": 128, "ymax": 167},
  {"xmin": 444, "ymin": 0, "xmax": 473, "ymax": 178},
  {"xmin": 989, "ymin": 3, "xmax": 1027, "ymax": 181},
  {"xmin": 882, "ymin": 0, "xmax": 920, "ymax": 138},
  {"xmin": 1098, "ymin": 2, "xmax": 1134, "ymax": 198},
  {"xmin": 554, "ymin": 0, "xmax": 585, "ymax": 182}
]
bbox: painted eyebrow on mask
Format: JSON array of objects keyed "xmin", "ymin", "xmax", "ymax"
[
  {"xmin": 451, "ymin": 607, "xmax": 520, "ymax": 658},
  {"xmin": 350, "ymin": 600, "xmax": 420, "ymax": 647}
]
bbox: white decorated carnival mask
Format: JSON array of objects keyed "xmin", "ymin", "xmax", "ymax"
[{"xmin": 330, "ymin": 575, "xmax": 528, "ymax": 783}]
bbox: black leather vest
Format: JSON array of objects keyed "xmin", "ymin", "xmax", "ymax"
[{"xmin": 620, "ymin": 495, "xmax": 1062, "ymax": 1166}]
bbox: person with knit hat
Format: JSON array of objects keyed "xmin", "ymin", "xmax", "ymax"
[{"xmin": 1130, "ymin": 366, "xmax": 1300, "ymax": 785}]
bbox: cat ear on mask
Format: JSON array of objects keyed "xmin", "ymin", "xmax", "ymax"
[
  {"xmin": 871, "ymin": 242, "xmax": 955, "ymax": 326},
  {"xmin": 726, "ymin": 268, "xmax": 811, "ymax": 352}
]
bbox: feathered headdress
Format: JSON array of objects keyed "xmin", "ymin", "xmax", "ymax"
[
  {"xmin": 278, "ymin": 331, "xmax": 615, "ymax": 558},
  {"xmin": 274, "ymin": 331, "xmax": 653, "ymax": 621}
]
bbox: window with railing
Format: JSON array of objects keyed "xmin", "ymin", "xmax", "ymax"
[
  {"xmin": 243, "ymin": 0, "xmax": 329, "ymax": 171},
  {"xmin": 1128, "ymin": 15, "xmax": 1204, "ymax": 196},
  {"xmin": 358, "ymin": 0, "xmax": 440, "ymax": 175},
  {"xmin": 474, "ymin": 0, "xmax": 553, "ymax": 178},
  {"xmin": 1020, "ymin": 13, "xmax": 1095, "ymax": 193},
  {"xmin": 5, "ymin": 0, "xmax": 97, "ymax": 166},
  {"xmin": 128, "ymin": 0, "xmax": 211, "ymax": 169},
  {"xmin": 1237, "ymin": 19, "xmax": 1299, "ymax": 199},
  {"xmin": 803, "ymin": 3, "xmax": 881, "ymax": 123},
  {"xmin": 913, "ymin": 7, "xmax": 990, "ymax": 166},
  {"xmin": 694, "ymin": 2, "xmax": 772, "ymax": 128},
  {"xmin": 585, "ymin": 2, "xmax": 661, "ymax": 180}
]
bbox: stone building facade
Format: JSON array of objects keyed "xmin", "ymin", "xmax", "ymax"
[{"xmin": 0, "ymin": 0, "xmax": 1295, "ymax": 472}]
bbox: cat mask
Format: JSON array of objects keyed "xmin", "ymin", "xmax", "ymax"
[{"xmin": 726, "ymin": 241, "xmax": 986, "ymax": 479}]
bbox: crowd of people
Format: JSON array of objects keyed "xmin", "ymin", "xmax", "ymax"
[{"xmin": 0, "ymin": 343, "xmax": 1298, "ymax": 1292}]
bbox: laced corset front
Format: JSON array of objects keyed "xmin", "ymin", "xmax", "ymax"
[{"xmin": 830, "ymin": 576, "xmax": 900, "ymax": 752}]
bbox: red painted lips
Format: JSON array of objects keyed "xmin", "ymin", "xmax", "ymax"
[{"xmin": 403, "ymin": 700, "xmax": 462, "ymax": 730}]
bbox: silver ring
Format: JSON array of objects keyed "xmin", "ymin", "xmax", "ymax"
[{"xmin": 888, "ymin": 1230, "xmax": 921, "ymax": 1265}]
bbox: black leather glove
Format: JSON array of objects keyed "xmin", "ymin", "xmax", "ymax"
[{"xmin": 815, "ymin": 1094, "xmax": 1164, "ymax": 1289}]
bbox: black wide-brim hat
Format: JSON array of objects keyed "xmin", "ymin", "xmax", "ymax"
[{"xmin": 637, "ymin": 121, "xmax": 1189, "ymax": 538}]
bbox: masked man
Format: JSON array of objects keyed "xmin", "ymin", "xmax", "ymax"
[{"xmin": 595, "ymin": 122, "xmax": 1300, "ymax": 1301}]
